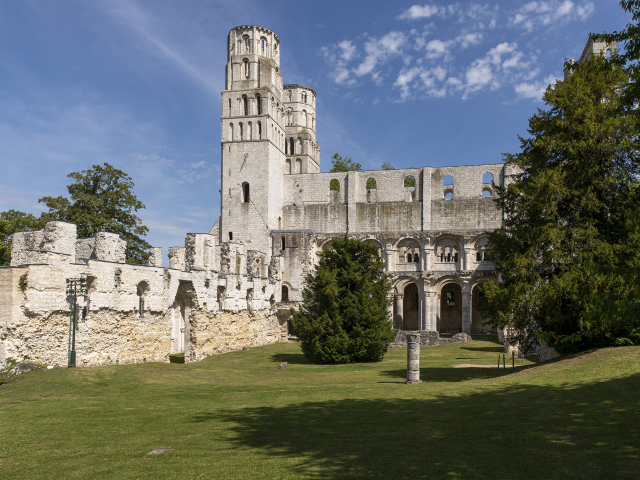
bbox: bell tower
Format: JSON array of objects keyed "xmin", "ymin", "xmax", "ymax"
[{"xmin": 220, "ymin": 26, "xmax": 286, "ymax": 253}]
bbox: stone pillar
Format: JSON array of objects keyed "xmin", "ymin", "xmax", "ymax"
[
  {"xmin": 395, "ymin": 294, "xmax": 404, "ymax": 330},
  {"xmin": 405, "ymin": 333, "xmax": 422, "ymax": 384},
  {"xmin": 347, "ymin": 171, "xmax": 357, "ymax": 233},
  {"xmin": 462, "ymin": 290, "xmax": 472, "ymax": 335},
  {"xmin": 148, "ymin": 247, "xmax": 163, "ymax": 267},
  {"xmin": 385, "ymin": 244, "xmax": 396, "ymax": 272},
  {"xmin": 417, "ymin": 291, "xmax": 425, "ymax": 330},
  {"xmin": 423, "ymin": 290, "xmax": 432, "ymax": 330},
  {"xmin": 386, "ymin": 293, "xmax": 394, "ymax": 323},
  {"xmin": 436, "ymin": 293, "xmax": 441, "ymax": 332}
]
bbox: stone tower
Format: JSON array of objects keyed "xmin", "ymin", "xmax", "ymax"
[
  {"xmin": 283, "ymin": 85, "xmax": 320, "ymax": 174},
  {"xmin": 220, "ymin": 25, "xmax": 287, "ymax": 253}
]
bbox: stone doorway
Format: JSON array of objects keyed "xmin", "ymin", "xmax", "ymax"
[
  {"xmin": 403, "ymin": 283, "xmax": 419, "ymax": 330},
  {"xmin": 440, "ymin": 283, "xmax": 462, "ymax": 333},
  {"xmin": 170, "ymin": 282, "xmax": 195, "ymax": 355}
]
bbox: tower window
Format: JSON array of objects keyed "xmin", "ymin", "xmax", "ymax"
[
  {"xmin": 261, "ymin": 39, "xmax": 265, "ymax": 53},
  {"xmin": 256, "ymin": 94, "xmax": 262, "ymax": 115},
  {"xmin": 239, "ymin": 122, "xmax": 243, "ymax": 141},
  {"xmin": 243, "ymin": 96, "xmax": 249, "ymax": 116},
  {"xmin": 258, "ymin": 121, "xmax": 262, "ymax": 139},
  {"xmin": 242, "ymin": 182, "xmax": 250, "ymax": 203},
  {"xmin": 245, "ymin": 38, "xmax": 250, "ymax": 51},
  {"xmin": 281, "ymin": 236, "xmax": 286, "ymax": 250},
  {"xmin": 228, "ymin": 98, "xmax": 231, "ymax": 115},
  {"xmin": 229, "ymin": 231, "xmax": 233, "ymax": 240},
  {"xmin": 244, "ymin": 59, "xmax": 249, "ymax": 78}
]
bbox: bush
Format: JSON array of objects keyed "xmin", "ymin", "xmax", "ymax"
[{"xmin": 290, "ymin": 236, "xmax": 395, "ymax": 364}]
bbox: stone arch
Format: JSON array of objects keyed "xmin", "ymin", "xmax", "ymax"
[
  {"xmin": 137, "ymin": 280, "xmax": 149, "ymax": 318},
  {"xmin": 281, "ymin": 284, "xmax": 289, "ymax": 302},
  {"xmin": 403, "ymin": 282, "xmax": 420, "ymax": 330},
  {"xmin": 433, "ymin": 235, "xmax": 461, "ymax": 263},
  {"xmin": 437, "ymin": 278, "xmax": 463, "ymax": 333},
  {"xmin": 482, "ymin": 172, "xmax": 493, "ymax": 184},
  {"xmin": 171, "ymin": 282, "xmax": 196, "ymax": 356},
  {"xmin": 396, "ymin": 237, "xmax": 421, "ymax": 264},
  {"xmin": 363, "ymin": 238, "xmax": 383, "ymax": 260},
  {"xmin": 472, "ymin": 234, "xmax": 490, "ymax": 262},
  {"xmin": 471, "ymin": 280, "xmax": 494, "ymax": 334},
  {"xmin": 366, "ymin": 177, "xmax": 377, "ymax": 189},
  {"xmin": 329, "ymin": 179, "xmax": 340, "ymax": 191},
  {"xmin": 443, "ymin": 174, "xmax": 453, "ymax": 186},
  {"xmin": 295, "ymin": 158, "xmax": 302, "ymax": 174},
  {"xmin": 482, "ymin": 186, "xmax": 493, "ymax": 197}
]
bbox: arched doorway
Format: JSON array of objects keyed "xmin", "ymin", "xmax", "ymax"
[
  {"xmin": 171, "ymin": 296, "xmax": 186, "ymax": 354},
  {"xmin": 471, "ymin": 283, "xmax": 494, "ymax": 334},
  {"xmin": 440, "ymin": 283, "xmax": 462, "ymax": 333},
  {"xmin": 403, "ymin": 283, "xmax": 419, "ymax": 330}
]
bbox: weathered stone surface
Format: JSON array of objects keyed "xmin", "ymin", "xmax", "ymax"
[{"xmin": 279, "ymin": 361, "xmax": 287, "ymax": 369}]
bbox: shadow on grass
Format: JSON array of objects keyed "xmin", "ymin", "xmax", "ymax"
[
  {"xmin": 270, "ymin": 353, "xmax": 312, "ymax": 365},
  {"xmin": 379, "ymin": 366, "xmax": 529, "ymax": 382},
  {"xmin": 199, "ymin": 373, "xmax": 640, "ymax": 479},
  {"xmin": 459, "ymin": 345, "xmax": 505, "ymax": 353}
]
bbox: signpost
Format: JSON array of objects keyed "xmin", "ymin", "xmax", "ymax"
[{"xmin": 66, "ymin": 278, "xmax": 86, "ymax": 368}]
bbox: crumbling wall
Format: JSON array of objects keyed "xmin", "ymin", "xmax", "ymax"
[
  {"xmin": 94, "ymin": 232, "xmax": 126, "ymax": 263},
  {"xmin": 168, "ymin": 247, "xmax": 186, "ymax": 271}
]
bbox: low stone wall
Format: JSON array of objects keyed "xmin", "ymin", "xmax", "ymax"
[
  {"xmin": 390, "ymin": 330, "xmax": 472, "ymax": 347},
  {"xmin": 1, "ymin": 307, "xmax": 287, "ymax": 367}
]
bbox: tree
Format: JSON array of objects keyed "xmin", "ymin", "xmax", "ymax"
[
  {"xmin": 381, "ymin": 162, "xmax": 396, "ymax": 170},
  {"xmin": 479, "ymin": 53, "xmax": 640, "ymax": 353},
  {"xmin": 39, "ymin": 163, "xmax": 151, "ymax": 265},
  {"xmin": 290, "ymin": 236, "xmax": 395, "ymax": 364},
  {"xmin": 0, "ymin": 210, "xmax": 43, "ymax": 266},
  {"xmin": 329, "ymin": 153, "xmax": 361, "ymax": 173}
]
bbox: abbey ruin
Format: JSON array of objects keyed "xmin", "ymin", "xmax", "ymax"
[{"xmin": 0, "ymin": 27, "xmax": 614, "ymax": 367}]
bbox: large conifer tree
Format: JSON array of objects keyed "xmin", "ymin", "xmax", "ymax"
[
  {"xmin": 481, "ymin": 53, "xmax": 640, "ymax": 352},
  {"xmin": 291, "ymin": 237, "xmax": 395, "ymax": 364}
]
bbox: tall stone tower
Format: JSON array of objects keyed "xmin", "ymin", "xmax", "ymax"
[
  {"xmin": 220, "ymin": 26, "xmax": 286, "ymax": 253},
  {"xmin": 283, "ymin": 85, "xmax": 320, "ymax": 174}
]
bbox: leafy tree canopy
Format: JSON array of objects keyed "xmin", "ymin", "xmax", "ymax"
[
  {"xmin": 39, "ymin": 163, "xmax": 151, "ymax": 265},
  {"xmin": 381, "ymin": 162, "xmax": 396, "ymax": 170},
  {"xmin": 0, "ymin": 210, "xmax": 43, "ymax": 266},
  {"xmin": 479, "ymin": 52, "xmax": 640, "ymax": 353},
  {"xmin": 329, "ymin": 153, "xmax": 361, "ymax": 173},
  {"xmin": 291, "ymin": 237, "xmax": 395, "ymax": 364}
]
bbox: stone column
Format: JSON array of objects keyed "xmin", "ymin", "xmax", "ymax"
[
  {"xmin": 385, "ymin": 244, "xmax": 396, "ymax": 272},
  {"xmin": 386, "ymin": 293, "xmax": 395, "ymax": 323},
  {"xmin": 417, "ymin": 291, "xmax": 425, "ymax": 330},
  {"xmin": 462, "ymin": 290, "xmax": 472, "ymax": 335},
  {"xmin": 405, "ymin": 333, "xmax": 422, "ymax": 384},
  {"xmin": 148, "ymin": 247, "xmax": 163, "ymax": 267},
  {"xmin": 395, "ymin": 294, "xmax": 404, "ymax": 330},
  {"xmin": 423, "ymin": 291, "xmax": 432, "ymax": 330},
  {"xmin": 435, "ymin": 293, "xmax": 441, "ymax": 332}
]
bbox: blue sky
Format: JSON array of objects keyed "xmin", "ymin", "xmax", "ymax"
[{"xmin": 0, "ymin": 0, "xmax": 631, "ymax": 264}]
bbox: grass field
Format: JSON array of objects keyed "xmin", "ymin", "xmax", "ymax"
[{"xmin": 1, "ymin": 336, "xmax": 639, "ymax": 479}]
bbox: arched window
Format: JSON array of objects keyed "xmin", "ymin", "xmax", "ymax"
[
  {"xmin": 295, "ymin": 158, "xmax": 302, "ymax": 174},
  {"xmin": 242, "ymin": 182, "xmax": 250, "ymax": 203},
  {"xmin": 281, "ymin": 285, "xmax": 289, "ymax": 302},
  {"xmin": 302, "ymin": 110, "xmax": 308, "ymax": 127},
  {"xmin": 482, "ymin": 172, "xmax": 493, "ymax": 184},
  {"xmin": 366, "ymin": 177, "xmax": 377, "ymax": 189},
  {"xmin": 482, "ymin": 188, "xmax": 492, "ymax": 197},
  {"xmin": 248, "ymin": 122, "xmax": 252, "ymax": 140},
  {"xmin": 413, "ymin": 253, "xmax": 419, "ymax": 263},
  {"xmin": 256, "ymin": 94, "xmax": 262, "ymax": 115},
  {"xmin": 404, "ymin": 175, "xmax": 416, "ymax": 187},
  {"xmin": 330, "ymin": 179, "xmax": 340, "ymax": 191},
  {"xmin": 302, "ymin": 92, "xmax": 307, "ymax": 103},
  {"xmin": 239, "ymin": 122, "xmax": 243, "ymax": 141},
  {"xmin": 281, "ymin": 236, "xmax": 286, "ymax": 250},
  {"xmin": 244, "ymin": 37, "xmax": 250, "ymax": 52},
  {"xmin": 137, "ymin": 281, "xmax": 148, "ymax": 318},
  {"xmin": 244, "ymin": 59, "xmax": 250, "ymax": 78},
  {"xmin": 243, "ymin": 95, "xmax": 249, "ymax": 116},
  {"xmin": 257, "ymin": 121, "xmax": 262, "ymax": 139},
  {"xmin": 444, "ymin": 191, "xmax": 453, "ymax": 200},
  {"xmin": 229, "ymin": 123, "xmax": 234, "ymax": 141},
  {"xmin": 290, "ymin": 138, "xmax": 295, "ymax": 155},
  {"xmin": 228, "ymin": 98, "xmax": 231, "ymax": 115},
  {"xmin": 261, "ymin": 39, "xmax": 265, "ymax": 54},
  {"xmin": 285, "ymin": 159, "xmax": 291, "ymax": 174},
  {"xmin": 285, "ymin": 138, "xmax": 288, "ymax": 154},
  {"xmin": 443, "ymin": 174, "xmax": 453, "ymax": 186}
]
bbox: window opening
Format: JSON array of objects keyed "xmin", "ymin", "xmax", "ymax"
[
  {"xmin": 413, "ymin": 253, "xmax": 419, "ymax": 263},
  {"xmin": 330, "ymin": 179, "xmax": 340, "ymax": 191},
  {"xmin": 443, "ymin": 175, "xmax": 453, "ymax": 186},
  {"xmin": 482, "ymin": 189, "xmax": 492, "ymax": 197},
  {"xmin": 482, "ymin": 172, "xmax": 493, "ymax": 184},
  {"xmin": 245, "ymin": 38, "xmax": 250, "ymax": 51},
  {"xmin": 228, "ymin": 98, "xmax": 231, "ymax": 115},
  {"xmin": 446, "ymin": 291, "xmax": 455, "ymax": 306},
  {"xmin": 258, "ymin": 121, "xmax": 262, "ymax": 139},
  {"xmin": 281, "ymin": 285, "xmax": 289, "ymax": 302},
  {"xmin": 281, "ymin": 236, "xmax": 286, "ymax": 250},
  {"xmin": 242, "ymin": 183, "xmax": 250, "ymax": 203},
  {"xmin": 444, "ymin": 191, "xmax": 453, "ymax": 200},
  {"xmin": 243, "ymin": 96, "xmax": 249, "ymax": 116},
  {"xmin": 230, "ymin": 123, "xmax": 234, "ymax": 141},
  {"xmin": 404, "ymin": 175, "xmax": 416, "ymax": 187},
  {"xmin": 239, "ymin": 122, "xmax": 243, "ymax": 141},
  {"xmin": 229, "ymin": 231, "xmax": 233, "ymax": 240},
  {"xmin": 256, "ymin": 95, "xmax": 262, "ymax": 115},
  {"xmin": 366, "ymin": 177, "xmax": 377, "ymax": 189},
  {"xmin": 244, "ymin": 59, "xmax": 249, "ymax": 78},
  {"xmin": 261, "ymin": 39, "xmax": 265, "ymax": 53}
]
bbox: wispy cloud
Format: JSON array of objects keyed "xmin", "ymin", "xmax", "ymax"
[{"xmin": 508, "ymin": 1, "xmax": 594, "ymax": 32}]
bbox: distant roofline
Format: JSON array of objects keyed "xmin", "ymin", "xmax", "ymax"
[
  {"xmin": 230, "ymin": 25, "xmax": 280, "ymax": 43},
  {"xmin": 284, "ymin": 84, "xmax": 317, "ymax": 96}
]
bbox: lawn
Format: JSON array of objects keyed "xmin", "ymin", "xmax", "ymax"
[{"xmin": 1, "ymin": 336, "xmax": 639, "ymax": 479}]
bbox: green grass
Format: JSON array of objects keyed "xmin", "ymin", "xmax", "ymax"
[{"xmin": 1, "ymin": 337, "xmax": 639, "ymax": 479}]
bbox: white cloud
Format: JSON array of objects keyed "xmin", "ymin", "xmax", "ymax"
[
  {"xmin": 515, "ymin": 74, "xmax": 558, "ymax": 99},
  {"xmin": 456, "ymin": 32, "xmax": 483, "ymax": 48},
  {"xmin": 508, "ymin": 1, "xmax": 594, "ymax": 32},
  {"xmin": 355, "ymin": 31, "xmax": 407, "ymax": 76},
  {"xmin": 132, "ymin": 152, "xmax": 173, "ymax": 167},
  {"xmin": 190, "ymin": 160, "xmax": 206, "ymax": 168},
  {"xmin": 398, "ymin": 5, "xmax": 443, "ymax": 20}
]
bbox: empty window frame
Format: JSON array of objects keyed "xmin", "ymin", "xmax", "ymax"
[
  {"xmin": 243, "ymin": 95, "xmax": 249, "ymax": 116},
  {"xmin": 329, "ymin": 179, "xmax": 340, "ymax": 191},
  {"xmin": 242, "ymin": 182, "xmax": 250, "ymax": 203},
  {"xmin": 281, "ymin": 236, "xmax": 286, "ymax": 250},
  {"xmin": 482, "ymin": 172, "xmax": 493, "ymax": 184},
  {"xmin": 443, "ymin": 175, "xmax": 453, "ymax": 186},
  {"xmin": 256, "ymin": 94, "xmax": 262, "ymax": 115},
  {"xmin": 404, "ymin": 175, "xmax": 416, "ymax": 187},
  {"xmin": 366, "ymin": 177, "xmax": 377, "ymax": 189}
]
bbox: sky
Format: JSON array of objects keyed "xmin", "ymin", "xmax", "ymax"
[{"xmin": 0, "ymin": 0, "xmax": 631, "ymax": 265}]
